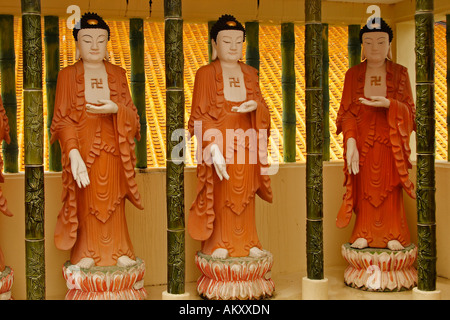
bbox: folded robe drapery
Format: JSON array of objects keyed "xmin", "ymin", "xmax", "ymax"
[
  {"xmin": 187, "ymin": 60, "xmax": 273, "ymax": 257},
  {"xmin": 336, "ymin": 60, "xmax": 416, "ymax": 248},
  {"xmin": 50, "ymin": 60, "xmax": 142, "ymax": 266},
  {"xmin": 0, "ymin": 95, "xmax": 11, "ymax": 272}
]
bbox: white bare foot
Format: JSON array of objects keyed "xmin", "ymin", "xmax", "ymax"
[
  {"xmin": 249, "ymin": 247, "xmax": 265, "ymax": 258},
  {"xmin": 387, "ymin": 240, "xmax": 404, "ymax": 251},
  {"xmin": 117, "ymin": 255, "xmax": 137, "ymax": 267},
  {"xmin": 76, "ymin": 257, "xmax": 95, "ymax": 269},
  {"xmin": 211, "ymin": 248, "xmax": 229, "ymax": 259},
  {"xmin": 350, "ymin": 238, "xmax": 368, "ymax": 249}
]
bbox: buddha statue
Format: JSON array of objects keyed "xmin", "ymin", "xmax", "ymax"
[
  {"xmin": 51, "ymin": 12, "xmax": 143, "ymax": 269},
  {"xmin": 187, "ymin": 14, "xmax": 273, "ymax": 260},
  {"xmin": 336, "ymin": 18, "xmax": 416, "ymax": 251}
]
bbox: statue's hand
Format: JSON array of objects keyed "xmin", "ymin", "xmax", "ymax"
[
  {"xmin": 69, "ymin": 149, "xmax": 90, "ymax": 188},
  {"xmin": 231, "ymin": 100, "xmax": 257, "ymax": 113},
  {"xmin": 86, "ymin": 99, "xmax": 118, "ymax": 114},
  {"xmin": 359, "ymin": 96, "xmax": 390, "ymax": 108},
  {"xmin": 210, "ymin": 144, "xmax": 229, "ymax": 181},
  {"xmin": 346, "ymin": 137, "xmax": 359, "ymax": 175}
]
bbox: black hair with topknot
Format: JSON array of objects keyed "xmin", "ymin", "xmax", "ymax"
[
  {"xmin": 359, "ymin": 17, "xmax": 393, "ymax": 43},
  {"xmin": 73, "ymin": 12, "xmax": 110, "ymax": 41},
  {"xmin": 210, "ymin": 14, "xmax": 246, "ymax": 43}
]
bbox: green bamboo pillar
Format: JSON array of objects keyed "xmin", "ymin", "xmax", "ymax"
[
  {"xmin": 447, "ymin": 15, "xmax": 450, "ymax": 161},
  {"xmin": 22, "ymin": 0, "xmax": 45, "ymax": 300},
  {"xmin": 348, "ymin": 25, "xmax": 361, "ymax": 68},
  {"xmin": 245, "ymin": 21, "xmax": 259, "ymax": 71},
  {"xmin": 305, "ymin": 0, "xmax": 324, "ymax": 281},
  {"xmin": 281, "ymin": 22, "xmax": 296, "ymax": 162},
  {"xmin": 415, "ymin": 0, "xmax": 438, "ymax": 293},
  {"xmin": 208, "ymin": 20, "xmax": 215, "ymax": 63},
  {"xmin": 322, "ymin": 23, "xmax": 330, "ymax": 161},
  {"xmin": 0, "ymin": 15, "xmax": 18, "ymax": 172},
  {"xmin": 164, "ymin": 0, "xmax": 186, "ymax": 296},
  {"xmin": 44, "ymin": 16, "xmax": 61, "ymax": 172},
  {"xmin": 130, "ymin": 18, "xmax": 147, "ymax": 168}
]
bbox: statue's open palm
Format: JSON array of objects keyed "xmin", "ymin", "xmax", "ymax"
[
  {"xmin": 69, "ymin": 149, "xmax": 90, "ymax": 188},
  {"xmin": 346, "ymin": 137, "xmax": 359, "ymax": 175},
  {"xmin": 86, "ymin": 99, "xmax": 118, "ymax": 114},
  {"xmin": 231, "ymin": 100, "xmax": 257, "ymax": 113},
  {"xmin": 210, "ymin": 144, "xmax": 229, "ymax": 181},
  {"xmin": 359, "ymin": 96, "xmax": 390, "ymax": 108}
]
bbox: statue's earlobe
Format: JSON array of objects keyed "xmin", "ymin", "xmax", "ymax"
[
  {"xmin": 75, "ymin": 46, "xmax": 80, "ymax": 60},
  {"xmin": 387, "ymin": 44, "xmax": 393, "ymax": 60},
  {"xmin": 361, "ymin": 46, "xmax": 366, "ymax": 61},
  {"xmin": 211, "ymin": 39, "xmax": 218, "ymax": 61},
  {"xmin": 105, "ymin": 50, "xmax": 110, "ymax": 61}
]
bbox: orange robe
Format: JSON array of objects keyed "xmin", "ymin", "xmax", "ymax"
[
  {"xmin": 50, "ymin": 60, "xmax": 143, "ymax": 266},
  {"xmin": 0, "ymin": 95, "xmax": 11, "ymax": 272},
  {"xmin": 336, "ymin": 60, "xmax": 416, "ymax": 248},
  {"xmin": 188, "ymin": 60, "xmax": 273, "ymax": 257}
]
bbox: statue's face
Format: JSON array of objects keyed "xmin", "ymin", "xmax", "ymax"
[
  {"xmin": 214, "ymin": 30, "xmax": 244, "ymax": 63},
  {"xmin": 362, "ymin": 32, "xmax": 390, "ymax": 63},
  {"xmin": 76, "ymin": 28, "xmax": 108, "ymax": 63}
]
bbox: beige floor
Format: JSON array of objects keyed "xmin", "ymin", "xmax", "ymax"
[{"xmin": 145, "ymin": 266, "xmax": 450, "ymax": 300}]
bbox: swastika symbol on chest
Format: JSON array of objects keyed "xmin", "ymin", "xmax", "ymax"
[
  {"xmin": 91, "ymin": 78, "xmax": 104, "ymax": 89},
  {"xmin": 370, "ymin": 76, "xmax": 382, "ymax": 86},
  {"xmin": 229, "ymin": 77, "xmax": 241, "ymax": 88}
]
